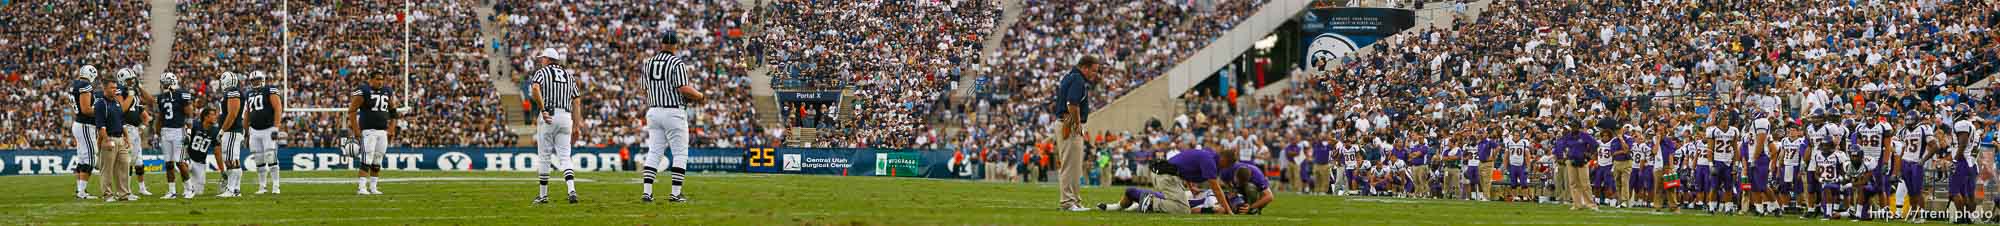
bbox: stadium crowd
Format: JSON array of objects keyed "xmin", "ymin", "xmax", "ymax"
[
  {"xmin": 393, "ymin": 1, "xmax": 517, "ymax": 147},
  {"xmin": 965, "ymin": 0, "xmax": 1274, "ymax": 183},
  {"xmin": 979, "ymin": 0, "xmax": 2000, "ymax": 220},
  {"xmin": 759, "ymin": 0, "xmax": 997, "ymax": 149},
  {"xmin": 2, "ymin": 1, "xmax": 150, "ymax": 149},
  {"xmin": 498, "ymin": 0, "xmax": 767, "ymax": 148},
  {"xmin": 282, "ymin": 1, "xmax": 406, "ymax": 147}
]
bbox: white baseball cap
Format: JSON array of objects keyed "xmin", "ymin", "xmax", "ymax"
[{"xmin": 537, "ymin": 48, "xmax": 566, "ymax": 61}]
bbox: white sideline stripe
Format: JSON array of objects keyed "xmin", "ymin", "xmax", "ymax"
[{"xmin": 280, "ymin": 177, "xmax": 599, "ymax": 184}]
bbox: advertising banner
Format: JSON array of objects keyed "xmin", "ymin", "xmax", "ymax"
[
  {"xmin": 1, "ymin": 147, "xmax": 974, "ymax": 180},
  {"xmin": 1297, "ymin": 7, "xmax": 1415, "ymax": 70}
]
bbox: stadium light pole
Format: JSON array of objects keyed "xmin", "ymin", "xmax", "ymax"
[
  {"xmin": 281, "ymin": 0, "xmax": 290, "ymax": 95},
  {"xmin": 403, "ymin": 0, "xmax": 412, "ymax": 108}
]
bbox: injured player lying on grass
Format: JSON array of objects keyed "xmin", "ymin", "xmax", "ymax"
[{"xmin": 1099, "ymin": 151, "xmax": 1274, "ymax": 214}]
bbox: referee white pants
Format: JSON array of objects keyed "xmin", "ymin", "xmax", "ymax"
[
  {"xmin": 160, "ymin": 128, "xmax": 188, "ymax": 163},
  {"xmin": 70, "ymin": 121, "xmax": 98, "ymax": 171},
  {"xmin": 360, "ymin": 130, "xmax": 389, "ymax": 166},
  {"xmin": 249, "ymin": 128, "xmax": 279, "ymax": 167},
  {"xmin": 643, "ymin": 107, "xmax": 690, "ymax": 171},
  {"xmin": 536, "ymin": 110, "xmax": 575, "ymax": 173}
]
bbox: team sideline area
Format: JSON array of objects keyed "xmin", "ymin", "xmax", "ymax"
[{"xmin": 0, "ymin": 171, "xmax": 1924, "ymax": 225}]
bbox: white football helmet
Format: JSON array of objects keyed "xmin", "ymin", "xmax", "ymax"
[
  {"xmin": 116, "ymin": 68, "xmax": 138, "ymax": 83},
  {"xmin": 161, "ymin": 73, "xmax": 180, "ymax": 88},
  {"xmin": 221, "ymin": 72, "xmax": 240, "ymax": 88},
  {"xmin": 78, "ymin": 65, "xmax": 98, "ymax": 80}
]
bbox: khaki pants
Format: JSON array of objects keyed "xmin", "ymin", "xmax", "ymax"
[
  {"xmin": 1412, "ymin": 165, "xmax": 1431, "ymax": 197},
  {"xmin": 1657, "ymin": 166, "xmax": 1677, "ymax": 207},
  {"xmin": 1056, "ymin": 134, "xmax": 1085, "ymax": 209},
  {"xmin": 1444, "ymin": 166, "xmax": 1462, "ymax": 198},
  {"xmin": 98, "ymin": 137, "xmax": 132, "ymax": 198},
  {"xmin": 1314, "ymin": 163, "xmax": 1334, "ymax": 194},
  {"xmin": 1613, "ymin": 161, "xmax": 1632, "ymax": 202},
  {"xmin": 1284, "ymin": 162, "xmax": 1302, "ymax": 193},
  {"xmin": 1566, "ymin": 164, "xmax": 1594, "ymax": 208},
  {"xmin": 1145, "ymin": 172, "xmax": 1192, "ymax": 214},
  {"xmin": 1480, "ymin": 162, "xmax": 1495, "ymax": 196}
]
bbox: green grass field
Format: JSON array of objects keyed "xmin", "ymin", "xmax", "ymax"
[{"xmin": 0, "ymin": 170, "xmax": 1939, "ymax": 225}]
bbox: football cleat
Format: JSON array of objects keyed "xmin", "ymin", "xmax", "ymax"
[
  {"xmin": 668, "ymin": 195, "xmax": 688, "ymax": 203},
  {"xmin": 642, "ymin": 194, "xmax": 654, "ymax": 203},
  {"xmin": 568, "ymin": 192, "xmax": 579, "ymax": 204},
  {"xmin": 533, "ymin": 195, "xmax": 550, "ymax": 204}
]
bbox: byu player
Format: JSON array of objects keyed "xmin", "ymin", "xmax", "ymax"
[
  {"xmin": 181, "ymin": 84, "xmax": 221, "ymax": 198},
  {"xmin": 116, "ymin": 69, "xmax": 153, "ymax": 198},
  {"xmin": 639, "ymin": 33, "xmax": 706, "ymax": 203},
  {"xmin": 215, "ymin": 72, "xmax": 247, "ymax": 197},
  {"xmin": 529, "ymin": 48, "xmax": 585, "ymax": 204},
  {"xmin": 70, "ymin": 65, "xmax": 100, "ymax": 199},
  {"xmin": 155, "ymin": 73, "xmax": 194, "ymax": 199},
  {"xmin": 245, "ymin": 71, "xmax": 285, "ymax": 194},
  {"xmin": 349, "ymin": 73, "xmax": 397, "ymax": 195}
]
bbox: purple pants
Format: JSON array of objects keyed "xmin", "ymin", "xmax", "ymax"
[
  {"xmin": 1952, "ymin": 159, "xmax": 1977, "ymax": 196},
  {"xmin": 1629, "ymin": 166, "xmax": 1654, "ymax": 191},
  {"xmin": 1591, "ymin": 165, "xmax": 1612, "ymax": 189},
  {"xmin": 1711, "ymin": 163, "xmax": 1737, "ymax": 193},
  {"xmin": 1748, "ymin": 160, "xmax": 1770, "ymax": 192},
  {"xmin": 1902, "ymin": 161, "xmax": 1925, "ymax": 196},
  {"xmin": 1507, "ymin": 165, "xmax": 1528, "ymax": 188},
  {"xmin": 1691, "ymin": 166, "xmax": 1711, "ymax": 192}
]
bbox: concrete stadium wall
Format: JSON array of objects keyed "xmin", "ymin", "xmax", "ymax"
[{"xmin": 1084, "ymin": 0, "xmax": 1311, "ymax": 133}]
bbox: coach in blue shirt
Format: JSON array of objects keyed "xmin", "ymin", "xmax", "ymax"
[
  {"xmin": 1055, "ymin": 56, "xmax": 1102, "ymax": 211},
  {"xmin": 94, "ymin": 77, "xmax": 134, "ymax": 200}
]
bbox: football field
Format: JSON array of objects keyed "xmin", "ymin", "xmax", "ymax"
[{"xmin": 0, "ymin": 171, "xmax": 1931, "ymax": 225}]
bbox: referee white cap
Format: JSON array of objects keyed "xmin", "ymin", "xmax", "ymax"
[{"xmin": 538, "ymin": 48, "xmax": 566, "ymax": 61}]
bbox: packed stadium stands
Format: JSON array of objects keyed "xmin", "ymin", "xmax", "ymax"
[
  {"xmin": 2, "ymin": 1, "xmax": 151, "ymax": 149},
  {"xmin": 963, "ymin": 0, "xmax": 1275, "ymax": 171},
  {"xmin": 497, "ymin": 0, "xmax": 766, "ymax": 148},
  {"xmin": 759, "ymin": 0, "xmax": 997, "ymax": 149}
]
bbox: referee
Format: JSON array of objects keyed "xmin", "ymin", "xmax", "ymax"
[
  {"xmin": 640, "ymin": 32, "xmax": 705, "ymax": 203},
  {"xmin": 1055, "ymin": 56, "xmax": 1101, "ymax": 211},
  {"xmin": 529, "ymin": 48, "xmax": 586, "ymax": 204}
]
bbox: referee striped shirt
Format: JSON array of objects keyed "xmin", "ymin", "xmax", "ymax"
[
  {"xmin": 643, "ymin": 53, "xmax": 693, "ymax": 108},
  {"xmin": 530, "ymin": 65, "xmax": 577, "ymax": 112}
]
